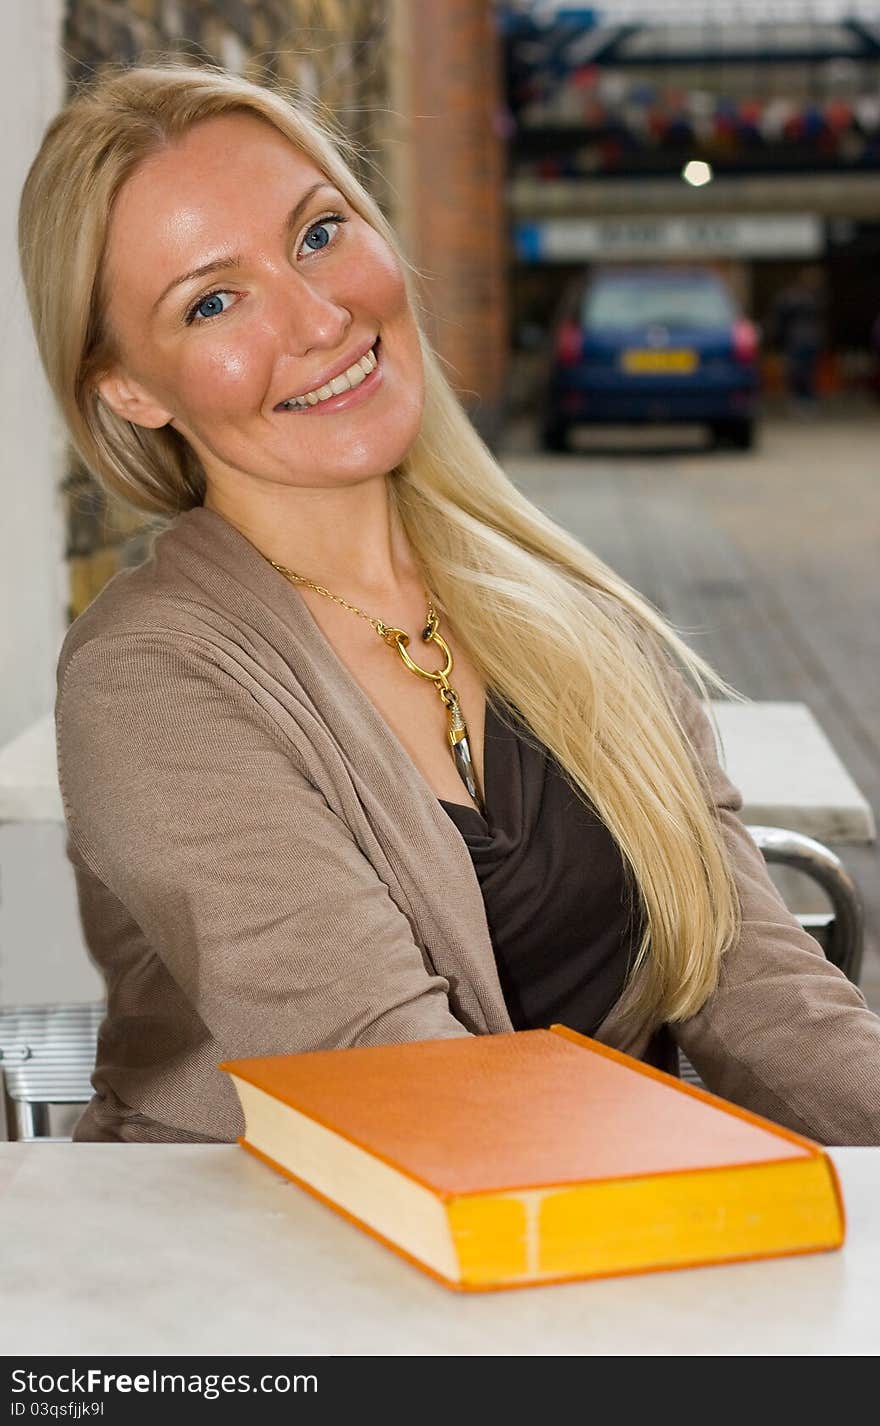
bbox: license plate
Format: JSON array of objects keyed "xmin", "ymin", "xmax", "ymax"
[{"xmin": 621, "ymin": 349, "xmax": 699, "ymax": 374}]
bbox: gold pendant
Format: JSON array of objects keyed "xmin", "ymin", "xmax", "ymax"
[{"xmin": 383, "ymin": 610, "xmax": 485, "ymax": 814}]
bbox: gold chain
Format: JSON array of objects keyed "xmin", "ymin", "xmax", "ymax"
[{"xmin": 268, "ymin": 561, "xmax": 436, "ymax": 647}]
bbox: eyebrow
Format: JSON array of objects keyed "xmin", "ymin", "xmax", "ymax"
[{"xmin": 152, "ymin": 181, "xmax": 338, "ymax": 315}]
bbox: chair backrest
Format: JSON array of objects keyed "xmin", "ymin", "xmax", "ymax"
[{"xmin": 0, "ymin": 1001, "xmax": 104, "ymax": 1141}]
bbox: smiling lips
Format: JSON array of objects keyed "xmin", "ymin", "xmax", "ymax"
[{"xmin": 275, "ymin": 340, "xmax": 381, "ymax": 414}]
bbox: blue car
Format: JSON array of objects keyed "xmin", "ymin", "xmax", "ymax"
[{"xmin": 541, "ymin": 265, "xmax": 759, "ymax": 451}]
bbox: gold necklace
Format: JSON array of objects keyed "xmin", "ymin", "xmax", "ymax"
[{"xmin": 268, "ymin": 558, "xmax": 486, "ymax": 815}]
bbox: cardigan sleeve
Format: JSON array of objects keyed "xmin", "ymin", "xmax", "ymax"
[
  {"xmin": 659, "ymin": 659, "xmax": 880, "ymax": 1146},
  {"xmin": 55, "ymin": 633, "xmax": 472, "ymax": 1059}
]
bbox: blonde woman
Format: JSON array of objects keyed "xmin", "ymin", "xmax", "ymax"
[{"xmin": 19, "ymin": 61, "xmax": 880, "ymax": 1146}]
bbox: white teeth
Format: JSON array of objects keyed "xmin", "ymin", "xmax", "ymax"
[{"xmin": 280, "ymin": 343, "xmax": 378, "ymax": 409}]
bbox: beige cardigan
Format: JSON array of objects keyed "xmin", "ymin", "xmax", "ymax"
[{"xmin": 55, "ymin": 505, "xmax": 880, "ymax": 1145}]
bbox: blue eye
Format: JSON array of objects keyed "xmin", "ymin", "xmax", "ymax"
[
  {"xmin": 185, "ymin": 289, "xmax": 235, "ymax": 325},
  {"xmin": 301, "ymin": 214, "xmax": 345, "ymax": 253}
]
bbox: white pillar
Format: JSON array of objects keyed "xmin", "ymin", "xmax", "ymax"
[
  {"xmin": 0, "ymin": 4, "xmax": 102, "ymax": 1018},
  {"xmin": 1, "ymin": 0, "xmax": 67, "ymax": 746}
]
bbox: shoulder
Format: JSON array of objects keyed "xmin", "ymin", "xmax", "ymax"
[{"xmin": 56, "ymin": 513, "xmax": 228, "ymax": 688}]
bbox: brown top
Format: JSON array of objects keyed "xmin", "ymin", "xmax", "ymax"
[
  {"xmin": 440, "ymin": 695, "xmax": 638, "ymax": 1038},
  {"xmin": 53, "ymin": 504, "xmax": 880, "ymax": 1146}
]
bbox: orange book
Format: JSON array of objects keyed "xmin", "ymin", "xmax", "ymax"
[{"xmin": 219, "ymin": 1025, "xmax": 845, "ymax": 1292}]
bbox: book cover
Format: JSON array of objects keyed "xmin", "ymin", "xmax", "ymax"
[{"xmin": 219, "ymin": 1025, "xmax": 845, "ymax": 1292}]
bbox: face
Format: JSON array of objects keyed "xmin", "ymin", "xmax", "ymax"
[{"xmin": 95, "ymin": 111, "xmax": 425, "ymax": 499}]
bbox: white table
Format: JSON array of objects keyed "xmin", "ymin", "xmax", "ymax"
[
  {"xmin": 0, "ymin": 703, "xmax": 874, "ymax": 1006},
  {"xmin": 0, "ymin": 713, "xmax": 62, "ymax": 823},
  {"xmin": 2, "ymin": 706, "xmax": 874, "ymax": 842},
  {"xmin": 3, "ymin": 704, "xmax": 872, "ymax": 838},
  {"xmin": 709, "ymin": 700, "xmax": 876, "ymax": 844},
  {"xmin": 0, "ymin": 1144, "xmax": 877, "ymax": 1356}
]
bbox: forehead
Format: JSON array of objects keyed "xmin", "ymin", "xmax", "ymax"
[{"xmin": 105, "ymin": 112, "xmax": 325, "ymax": 290}]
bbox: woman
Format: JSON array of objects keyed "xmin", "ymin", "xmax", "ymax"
[{"xmin": 19, "ymin": 62, "xmax": 880, "ymax": 1146}]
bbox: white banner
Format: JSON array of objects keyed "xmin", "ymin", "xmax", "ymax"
[{"xmin": 518, "ymin": 213, "xmax": 824, "ymax": 261}]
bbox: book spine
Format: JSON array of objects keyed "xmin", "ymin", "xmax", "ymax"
[{"xmin": 445, "ymin": 1154, "xmax": 844, "ymax": 1289}]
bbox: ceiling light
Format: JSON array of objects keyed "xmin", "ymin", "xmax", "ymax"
[{"xmin": 682, "ymin": 159, "xmax": 713, "ymax": 187}]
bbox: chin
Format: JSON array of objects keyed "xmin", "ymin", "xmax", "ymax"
[{"xmin": 324, "ymin": 416, "xmax": 423, "ymax": 480}]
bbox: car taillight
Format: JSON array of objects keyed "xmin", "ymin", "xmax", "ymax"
[
  {"xmin": 555, "ymin": 318, "xmax": 582, "ymax": 366},
  {"xmin": 732, "ymin": 318, "xmax": 758, "ymax": 364}
]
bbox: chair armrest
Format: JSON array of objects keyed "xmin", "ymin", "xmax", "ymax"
[{"xmin": 745, "ymin": 824, "xmax": 864, "ymax": 983}]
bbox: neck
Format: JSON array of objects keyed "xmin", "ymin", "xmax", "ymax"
[{"xmin": 202, "ymin": 472, "xmax": 425, "ymax": 602}]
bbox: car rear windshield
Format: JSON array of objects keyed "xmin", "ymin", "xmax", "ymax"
[{"xmin": 583, "ymin": 277, "xmax": 735, "ymax": 330}]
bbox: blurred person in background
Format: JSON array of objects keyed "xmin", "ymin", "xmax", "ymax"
[
  {"xmin": 869, "ymin": 307, "xmax": 880, "ymax": 401},
  {"xmin": 768, "ymin": 264, "xmax": 828, "ymax": 410}
]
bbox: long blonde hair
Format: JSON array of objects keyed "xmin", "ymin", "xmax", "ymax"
[{"xmin": 18, "ymin": 59, "xmax": 745, "ymax": 1034}]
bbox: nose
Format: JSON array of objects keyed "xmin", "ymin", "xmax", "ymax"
[{"xmin": 271, "ymin": 267, "xmax": 351, "ymax": 357}]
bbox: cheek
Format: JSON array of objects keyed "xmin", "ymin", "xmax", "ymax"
[
  {"xmin": 176, "ymin": 336, "xmax": 273, "ymax": 417},
  {"xmin": 361, "ymin": 244, "xmax": 424, "ymax": 383},
  {"xmin": 357, "ymin": 233, "xmax": 412, "ymax": 320}
]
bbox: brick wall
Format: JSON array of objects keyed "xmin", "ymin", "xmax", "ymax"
[{"xmin": 392, "ymin": 0, "xmax": 509, "ymax": 444}]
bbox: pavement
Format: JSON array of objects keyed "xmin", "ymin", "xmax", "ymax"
[{"xmin": 499, "ymin": 399, "xmax": 880, "ymax": 1014}]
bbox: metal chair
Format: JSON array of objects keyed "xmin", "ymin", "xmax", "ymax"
[
  {"xmin": 0, "ymin": 1001, "xmax": 104, "ymax": 1141},
  {"xmin": 678, "ymin": 824, "xmax": 865, "ymax": 1089},
  {"xmin": 746, "ymin": 825, "xmax": 864, "ymax": 984}
]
